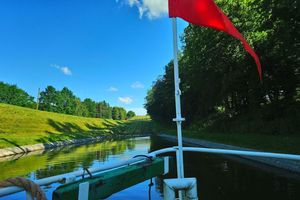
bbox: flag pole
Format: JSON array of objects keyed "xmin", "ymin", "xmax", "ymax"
[{"xmin": 172, "ymin": 17, "xmax": 185, "ymax": 179}]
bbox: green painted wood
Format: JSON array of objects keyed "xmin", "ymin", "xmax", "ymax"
[{"xmin": 52, "ymin": 157, "xmax": 167, "ymax": 200}]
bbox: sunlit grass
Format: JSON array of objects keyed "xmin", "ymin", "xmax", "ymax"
[{"xmin": 0, "ymin": 103, "xmax": 153, "ymax": 148}]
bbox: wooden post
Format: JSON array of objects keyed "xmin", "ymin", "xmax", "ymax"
[{"xmin": 36, "ymin": 88, "xmax": 40, "ymax": 110}]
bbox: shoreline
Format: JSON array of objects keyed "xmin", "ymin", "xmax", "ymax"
[
  {"xmin": 0, "ymin": 136, "xmax": 107, "ymax": 158},
  {"xmin": 0, "ymin": 134, "xmax": 149, "ymax": 158},
  {"xmin": 158, "ymin": 134, "xmax": 300, "ymax": 175},
  {"xmin": 2, "ymin": 133, "xmax": 299, "ymax": 175}
]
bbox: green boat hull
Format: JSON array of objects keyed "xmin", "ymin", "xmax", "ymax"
[{"xmin": 52, "ymin": 157, "xmax": 168, "ymax": 200}]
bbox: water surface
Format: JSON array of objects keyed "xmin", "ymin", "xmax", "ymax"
[
  {"xmin": 0, "ymin": 137, "xmax": 163, "ymax": 200},
  {"xmin": 0, "ymin": 136, "xmax": 300, "ymax": 200},
  {"xmin": 151, "ymin": 136, "xmax": 300, "ymax": 200}
]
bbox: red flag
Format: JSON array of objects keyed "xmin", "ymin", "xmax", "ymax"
[{"xmin": 169, "ymin": 0, "xmax": 262, "ymax": 79}]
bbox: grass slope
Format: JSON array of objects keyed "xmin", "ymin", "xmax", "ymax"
[
  {"xmin": 0, "ymin": 103, "xmax": 152, "ymax": 148},
  {"xmin": 164, "ymin": 128, "xmax": 300, "ymax": 154}
]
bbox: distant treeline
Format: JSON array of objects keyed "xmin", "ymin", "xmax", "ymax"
[
  {"xmin": 145, "ymin": 0, "xmax": 299, "ymax": 134},
  {"xmin": 0, "ymin": 82, "xmax": 135, "ymax": 120}
]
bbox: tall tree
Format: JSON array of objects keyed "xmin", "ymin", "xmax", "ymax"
[
  {"xmin": 74, "ymin": 99, "xmax": 89, "ymax": 117},
  {"xmin": 112, "ymin": 107, "xmax": 120, "ymax": 120},
  {"xmin": 126, "ymin": 111, "xmax": 136, "ymax": 119},
  {"xmin": 0, "ymin": 82, "xmax": 34, "ymax": 108},
  {"xmin": 39, "ymin": 86, "xmax": 59, "ymax": 112},
  {"xmin": 112, "ymin": 107, "xmax": 127, "ymax": 120},
  {"xmin": 145, "ymin": 0, "xmax": 299, "ymax": 129},
  {"xmin": 57, "ymin": 87, "xmax": 77, "ymax": 115},
  {"xmin": 83, "ymin": 98, "xmax": 97, "ymax": 117},
  {"xmin": 96, "ymin": 101, "xmax": 112, "ymax": 119}
]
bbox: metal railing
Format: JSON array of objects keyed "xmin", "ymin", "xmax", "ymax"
[
  {"xmin": 0, "ymin": 156, "xmax": 147, "ymax": 200},
  {"xmin": 0, "ymin": 146, "xmax": 300, "ymax": 200},
  {"xmin": 149, "ymin": 147, "xmax": 300, "ymax": 160}
]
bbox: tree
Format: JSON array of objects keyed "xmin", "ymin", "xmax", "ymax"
[
  {"xmin": 39, "ymin": 86, "xmax": 59, "ymax": 112},
  {"xmin": 145, "ymin": 62, "xmax": 176, "ymax": 123},
  {"xmin": 112, "ymin": 107, "xmax": 127, "ymax": 120},
  {"xmin": 96, "ymin": 101, "xmax": 112, "ymax": 119},
  {"xmin": 126, "ymin": 111, "xmax": 136, "ymax": 119},
  {"xmin": 112, "ymin": 107, "xmax": 119, "ymax": 120},
  {"xmin": 0, "ymin": 83, "xmax": 126, "ymax": 119},
  {"xmin": 145, "ymin": 0, "xmax": 299, "ymax": 130},
  {"xmin": 83, "ymin": 98, "xmax": 97, "ymax": 117},
  {"xmin": 57, "ymin": 87, "xmax": 77, "ymax": 115},
  {"xmin": 74, "ymin": 99, "xmax": 89, "ymax": 117},
  {"xmin": 118, "ymin": 107, "xmax": 127, "ymax": 120},
  {"xmin": 0, "ymin": 82, "xmax": 34, "ymax": 108}
]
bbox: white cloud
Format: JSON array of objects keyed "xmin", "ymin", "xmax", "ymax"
[
  {"xmin": 127, "ymin": 107, "xmax": 147, "ymax": 115},
  {"xmin": 107, "ymin": 86, "xmax": 118, "ymax": 92},
  {"xmin": 118, "ymin": 96, "xmax": 133, "ymax": 104},
  {"xmin": 51, "ymin": 64, "xmax": 72, "ymax": 75},
  {"xmin": 61, "ymin": 67, "xmax": 72, "ymax": 75},
  {"xmin": 123, "ymin": 0, "xmax": 168, "ymax": 19},
  {"xmin": 131, "ymin": 81, "xmax": 144, "ymax": 89}
]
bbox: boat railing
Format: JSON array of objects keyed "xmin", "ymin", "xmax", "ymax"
[
  {"xmin": 0, "ymin": 156, "xmax": 148, "ymax": 200},
  {"xmin": 150, "ymin": 146, "xmax": 300, "ymax": 160},
  {"xmin": 1, "ymin": 146, "xmax": 300, "ymax": 200}
]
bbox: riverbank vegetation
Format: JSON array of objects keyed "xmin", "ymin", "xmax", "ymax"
[
  {"xmin": 160, "ymin": 125, "xmax": 300, "ymax": 154},
  {"xmin": 146, "ymin": 0, "xmax": 299, "ymax": 139},
  {"xmin": 0, "ymin": 82, "xmax": 135, "ymax": 120},
  {"xmin": 0, "ymin": 103, "xmax": 150, "ymax": 148}
]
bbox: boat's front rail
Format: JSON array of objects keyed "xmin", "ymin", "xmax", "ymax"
[{"xmin": 0, "ymin": 146, "xmax": 300, "ymax": 200}]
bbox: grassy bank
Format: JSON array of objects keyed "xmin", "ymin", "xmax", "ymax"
[
  {"xmin": 0, "ymin": 103, "xmax": 153, "ymax": 148},
  {"xmin": 159, "ymin": 123, "xmax": 300, "ymax": 154},
  {"xmin": 156, "ymin": 115, "xmax": 300, "ymax": 154},
  {"xmin": 154, "ymin": 104, "xmax": 300, "ymax": 154},
  {"xmin": 2, "ymin": 103, "xmax": 299, "ymax": 154}
]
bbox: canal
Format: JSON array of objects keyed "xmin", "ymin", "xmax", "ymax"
[{"xmin": 0, "ymin": 136, "xmax": 299, "ymax": 199}]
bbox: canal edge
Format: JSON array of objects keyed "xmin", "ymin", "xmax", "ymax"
[
  {"xmin": 157, "ymin": 133, "xmax": 300, "ymax": 175},
  {"xmin": 0, "ymin": 134, "xmax": 150, "ymax": 158}
]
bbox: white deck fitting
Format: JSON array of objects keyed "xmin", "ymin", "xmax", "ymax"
[{"xmin": 164, "ymin": 178, "xmax": 198, "ymax": 200}]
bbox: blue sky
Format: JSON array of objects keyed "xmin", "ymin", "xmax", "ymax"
[{"xmin": 0, "ymin": 0, "xmax": 187, "ymax": 115}]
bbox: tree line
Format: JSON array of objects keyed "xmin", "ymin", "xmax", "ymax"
[
  {"xmin": 0, "ymin": 82, "xmax": 35, "ymax": 108},
  {"xmin": 145, "ymin": 0, "xmax": 299, "ymax": 134},
  {"xmin": 0, "ymin": 82, "xmax": 135, "ymax": 120}
]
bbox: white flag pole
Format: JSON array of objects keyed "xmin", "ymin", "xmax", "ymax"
[{"xmin": 172, "ymin": 17, "xmax": 185, "ymax": 179}]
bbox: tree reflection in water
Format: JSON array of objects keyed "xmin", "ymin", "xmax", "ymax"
[{"xmin": 0, "ymin": 138, "xmax": 140, "ymax": 181}]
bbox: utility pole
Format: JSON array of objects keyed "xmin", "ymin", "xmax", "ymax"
[{"xmin": 36, "ymin": 88, "xmax": 40, "ymax": 110}]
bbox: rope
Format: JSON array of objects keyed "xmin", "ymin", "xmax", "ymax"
[
  {"xmin": 0, "ymin": 177, "xmax": 47, "ymax": 200},
  {"xmin": 148, "ymin": 178, "xmax": 154, "ymax": 200},
  {"xmin": 82, "ymin": 168, "xmax": 93, "ymax": 179}
]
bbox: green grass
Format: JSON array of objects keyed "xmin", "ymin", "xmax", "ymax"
[
  {"xmin": 159, "ymin": 124, "xmax": 300, "ymax": 154},
  {"xmin": 0, "ymin": 103, "xmax": 152, "ymax": 148},
  {"xmin": 2, "ymin": 103, "xmax": 299, "ymax": 154},
  {"xmin": 154, "ymin": 104, "xmax": 300, "ymax": 154}
]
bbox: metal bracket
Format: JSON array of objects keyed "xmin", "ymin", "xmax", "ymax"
[
  {"xmin": 176, "ymin": 89, "xmax": 182, "ymax": 95},
  {"xmin": 173, "ymin": 117, "xmax": 185, "ymax": 122}
]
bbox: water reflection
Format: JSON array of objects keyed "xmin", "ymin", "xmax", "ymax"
[
  {"xmin": 150, "ymin": 136, "xmax": 300, "ymax": 200},
  {"xmin": 0, "ymin": 138, "xmax": 139, "ymax": 181},
  {"xmin": 1, "ymin": 136, "xmax": 300, "ymax": 200},
  {"xmin": 0, "ymin": 137, "xmax": 164, "ymax": 200}
]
